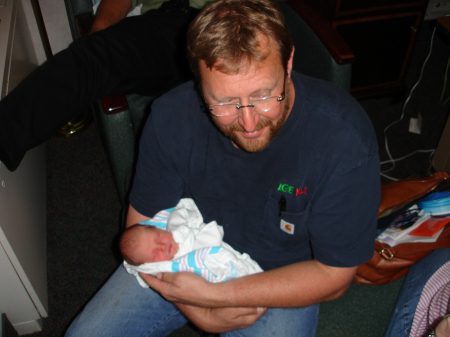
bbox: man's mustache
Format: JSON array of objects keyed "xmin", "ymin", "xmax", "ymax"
[{"xmin": 227, "ymin": 118, "xmax": 272, "ymax": 132}]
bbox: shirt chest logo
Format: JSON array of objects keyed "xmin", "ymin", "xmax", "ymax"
[
  {"xmin": 277, "ymin": 183, "xmax": 307, "ymax": 196},
  {"xmin": 280, "ymin": 219, "xmax": 295, "ymax": 234}
]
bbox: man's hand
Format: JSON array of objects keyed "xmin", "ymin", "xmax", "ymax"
[
  {"xmin": 175, "ymin": 303, "xmax": 267, "ymax": 333},
  {"xmin": 140, "ymin": 272, "xmax": 267, "ymax": 333},
  {"xmin": 140, "ymin": 272, "xmax": 218, "ymax": 307}
]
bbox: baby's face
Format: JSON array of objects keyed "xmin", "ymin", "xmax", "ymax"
[{"xmin": 137, "ymin": 227, "xmax": 179, "ymax": 263}]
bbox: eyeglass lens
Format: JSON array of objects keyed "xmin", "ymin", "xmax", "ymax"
[{"xmin": 212, "ymin": 97, "xmax": 281, "ymax": 116}]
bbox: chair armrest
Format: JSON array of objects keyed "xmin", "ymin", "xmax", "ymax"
[
  {"xmin": 101, "ymin": 94, "xmax": 129, "ymax": 115},
  {"xmin": 286, "ymin": 0, "xmax": 355, "ymax": 65},
  {"xmin": 74, "ymin": 13, "xmax": 129, "ymax": 114}
]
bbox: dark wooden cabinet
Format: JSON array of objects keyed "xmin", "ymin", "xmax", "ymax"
[{"xmin": 304, "ymin": 0, "xmax": 428, "ymax": 98}]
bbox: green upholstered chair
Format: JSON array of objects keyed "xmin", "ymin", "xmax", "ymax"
[{"xmin": 281, "ymin": 0, "xmax": 354, "ymax": 91}]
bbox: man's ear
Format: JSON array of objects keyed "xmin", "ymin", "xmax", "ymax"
[{"xmin": 287, "ymin": 47, "xmax": 295, "ymax": 77}]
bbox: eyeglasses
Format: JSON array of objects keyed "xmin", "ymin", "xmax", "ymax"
[{"xmin": 208, "ymin": 75, "xmax": 286, "ymax": 118}]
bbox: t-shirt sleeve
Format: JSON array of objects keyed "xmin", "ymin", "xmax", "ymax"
[
  {"xmin": 128, "ymin": 83, "xmax": 205, "ymax": 218},
  {"xmin": 129, "ymin": 110, "xmax": 186, "ymax": 218},
  {"xmin": 308, "ymin": 150, "xmax": 380, "ymax": 268}
]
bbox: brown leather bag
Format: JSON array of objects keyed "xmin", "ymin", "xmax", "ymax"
[{"xmin": 354, "ymin": 172, "xmax": 450, "ymax": 285}]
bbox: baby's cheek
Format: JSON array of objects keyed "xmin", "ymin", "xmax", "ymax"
[
  {"xmin": 155, "ymin": 251, "xmax": 172, "ymax": 262},
  {"xmin": 143, "ymin": 251, "xmax": 156, "ymax": 263},
  {"xmin": 173, "ymin": 242, "xmax": 180, "ymax": 256}
]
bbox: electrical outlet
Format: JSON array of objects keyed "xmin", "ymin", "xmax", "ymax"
[
  {"xmin": 409, "ymin": 113, "xmax": 423, "ymax": 134},
  {"xmin": 425, "ymin": 1, "xmax": 450, "ymax": 20},
  {"xmin": 432, "ymin": 2, "xmax": 450, "ymax": 12}
]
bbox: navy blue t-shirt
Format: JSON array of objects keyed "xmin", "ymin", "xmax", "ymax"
[{"xmin": 130, "ymin": 71, "xmax": 380, "ymax": 271}]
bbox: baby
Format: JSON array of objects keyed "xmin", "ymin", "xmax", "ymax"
[
  {"xmin": 120, "ymin": 224, "xmax": 180, "ymax": 265},
  {"xmin": 121, "ymin": 198, "xmax": 262, "ymax": 287}
]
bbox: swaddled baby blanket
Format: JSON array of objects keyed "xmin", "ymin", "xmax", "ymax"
[{"xmin": 124, "ymin": 198, "xmax": 262, "ymax": 287}]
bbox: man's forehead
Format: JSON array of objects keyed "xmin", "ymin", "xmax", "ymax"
[
  {"xmin": 199, "ymin": 56, "xmax": 284, "ymax": 101},
  {"xmin": 199, "ymin": 34, "xmax": 281, "ymax": 75}
]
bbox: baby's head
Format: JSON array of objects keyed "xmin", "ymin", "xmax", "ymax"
[{"xmin": 120, "ymin": 224, "xmax": 179, "ymax": 266}]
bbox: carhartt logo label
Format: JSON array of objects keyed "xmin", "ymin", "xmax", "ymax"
[
  {"xmin": 280, "ymin": 220, "xmax": 295, "ymax": 234},
  {"xmin": 277, "ymin": 183, "xmax": 307, "ymax": 196}
]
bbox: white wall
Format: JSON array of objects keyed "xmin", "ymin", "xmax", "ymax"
[
  {"xmin": 39, "ymin": 0, "xmax": 73, "ymax": 55},
  {"xmin": 19, "ymin": 0, "xmax": 73, "ymax": 65}
]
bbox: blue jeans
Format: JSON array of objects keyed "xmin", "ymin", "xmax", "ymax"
[
  {"xmin": 384, "ymin": 247, "xmax": 450, "ymax": 337},
  {"xmin": 66, "ymin": 265, "xmax": 320, "ymax": 337}
]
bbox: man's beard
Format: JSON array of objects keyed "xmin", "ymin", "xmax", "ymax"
[{"xmin": 215, "ymin": 85, "xmax": 291, "ymax": 153}]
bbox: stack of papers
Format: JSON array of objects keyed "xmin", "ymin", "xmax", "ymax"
[{"xmin": 377, "ymin": 208, "xmax": 450, "ymax": 247}]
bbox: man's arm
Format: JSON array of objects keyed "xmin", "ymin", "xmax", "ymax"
[
  {"xmin": 131, "ymin": 203, "xmax": 355, "ymax": 331},
  {"xmin": 217, "ymin": 259, "xmax": 356, "ymax": 308},
  {"xmin": 143, "ymin": 258, "xmax": 356, "ymax": 309},
  {"xmin": 141, "ymin": 252, "xmax": 356, "ymax": 332},
  {"xmin": 91, "ymin": 0, "xmax": 133, "ymax": 33}
]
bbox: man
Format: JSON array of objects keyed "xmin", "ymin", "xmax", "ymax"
[
  {"xmin": 65, "ymin": 0, "xmax": 380, "ymax": 336},
  {"xmin": 91, "ymin": 0, "xmax": 205, "ymax": 33}
]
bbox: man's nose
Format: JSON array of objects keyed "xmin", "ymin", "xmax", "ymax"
[{"xmin": 238, "ymin": 106, "xmax": 259, "ymax": 132}]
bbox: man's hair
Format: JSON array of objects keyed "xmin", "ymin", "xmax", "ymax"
[
  {"xmin": 120, "ymin": 224, "xmax": 157, "ymax": 265},
  {"xmin": 187, "ymin": 0, "xmax": 293, "ymax": 78}
]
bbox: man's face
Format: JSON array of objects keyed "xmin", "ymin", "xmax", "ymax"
[
  {"xmin": 135, "ymin": 227, "xmax": 179, "ymax": 263},
  {"xmin": 200, "ymin": 38, "xmax": 295, "ymax": 152}
]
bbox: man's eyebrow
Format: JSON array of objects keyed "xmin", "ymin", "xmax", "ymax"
[
  {"xmin": 249, "ymin": 87, "xmax": 273, "ymax": 97},
  {"xmin": 210, "ymin": 84, "xmax": 278, "ymax": 103},
  {"xmin": 207, "ymin": 90, "xmax": 236, "ymax": 102}
]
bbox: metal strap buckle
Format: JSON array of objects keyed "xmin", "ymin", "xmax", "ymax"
[{"xmin": 379, "ymin": 247, "xmax": 394, "ymax": 260}]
